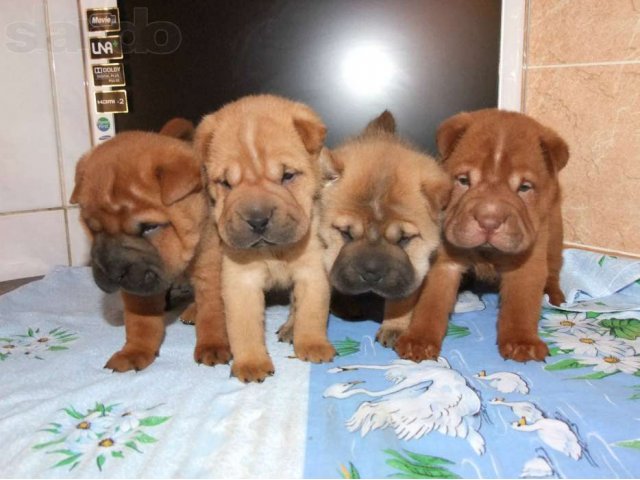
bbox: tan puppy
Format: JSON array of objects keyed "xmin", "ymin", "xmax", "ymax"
[
  {"xmin": 195, "ymin": 95, "xmax": 335, "ymax": 382},
  {"xmin": 392, "ymin": 109, "xmax": 568, "ymax": 362},
  {"xmin": 318, "ymin": 111, "xmax": 451, "ymax": 340},
  {"xmin": 71, "ymin": 119, "xmax": 230, "ymax": 372}
]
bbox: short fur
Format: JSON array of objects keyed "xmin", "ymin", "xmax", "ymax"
[
  {"xmin": 319, "ymin": 111, "xmax": 451, "ymax": 339},
  {"xmin": 194, "ymin": 95, "xmax": 335, "ymax": 383},
  {"xmin": 389, "ymin": 109, "xmax": 568, "ymax": 362},
  {"xmin": 71, "ymin": 119, "xmax": 229, "ymax": 372}
]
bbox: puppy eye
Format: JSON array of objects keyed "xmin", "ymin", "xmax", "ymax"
[
  {"xmin": 518, "ymin": 181, "xmax": 534, "ymax": 193},
  {"xmin": 216, "ymin": 178, "xmax": 231, "ymax": 189},
  {"xmin": 281, "ymin": 170, "xmax": 298, "ymax": 184},
  {"xmin": 456, "ymin": 174, "xmax": 470, "ymax": 187},
  {"xmin": 397, "ymin": 234, "xmax": 417, "ymax": 248},
  {"xmin": 334, "ymin": 226, "xmax": 353, "ymax": 242},
  {"xmin": 139, "ymin": 223, "xmax": 165, "ymax": 237}
]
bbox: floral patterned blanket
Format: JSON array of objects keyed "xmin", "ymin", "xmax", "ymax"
[{"xmin": 1, "ymin": 250, "xmax": 639, "ymax": 478}]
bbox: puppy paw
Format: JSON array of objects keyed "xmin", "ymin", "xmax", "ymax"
[
  {"xmin": 394, "ymin": 334, "xmax": 441, "ymax": 362},
  {"xmin": 194, "ymin": 342, "xmax": 232, "ymax": 366},
  {"xmin": 180, "ymin": 303, "xmax": 197, "ymax": 325},
  {"xmin": 499, "ymin": 337, "xmax": 549, "ymax": 362},
  {"xmin": 545, "ymin": 288, "xmax": 565, "ymax": 306},
  {"xmin": 231, "ymin": 356, "xmax": 275, "ymax": 383},
  {"xmin": 294, "ymin": 338, "xmax": 336, "ymax": 363},
  {"xmin": 276, "ymin": 321, "xmax": 294, "ymax": 344},
  {"xmin": 375, "ymin": 325, "xmax": 405, "ymax": 348},
  {"xmin": 105, "ymin": 349, "xmax": 156, "ymax": 372}
]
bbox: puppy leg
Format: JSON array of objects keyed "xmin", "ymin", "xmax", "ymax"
[
  {"xmin": 180, "ymin": 303, "xmax": 196, "ymax": 325},
  {"xmin": 276, "ymin": 305, "xmax": 295, "ymax": 344},
  {"xmin": 192, "ymin": 231, "xmax": 231, "ymax": 366},
  {"xmin": 498, "ymin": 247, "xmax": 549, "ymax": 362},
  {"xmin": 291, "ymin": 268, "xmax": 335, "ymax": 363},
  {"xmin": 105, "ymin": 292, "xmax": 165, "ymax": 372},
  {"xmin": 394, "ymin": 261, "xmax": 463, "ymax": 361},
  {"xmin": 225, "ymin": 271, "xmax": 274, "ymax": 382},
  {"xmin": 544, "ymin": 203, "xmax": 565, "ymax": 306},
  {"xmin": 376, "ymin": 289, "xmax": 420, "ymax": 348}
]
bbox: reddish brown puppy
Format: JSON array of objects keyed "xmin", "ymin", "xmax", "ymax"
[
  {"xmin": 393, "ymin": 109, "xmax": 568, "ymax": 362},
  {"xmin": 71, "ymin": 119, "xmax": 229, "ymax": 372}
]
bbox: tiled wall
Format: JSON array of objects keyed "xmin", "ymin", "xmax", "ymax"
[
  {"xmin": 0, "ymin": 0, "xmax": 91, "ymax": 282},
  {"xmin": 524, "ymin": 0, "xmax": 640, "ymax": 257}
]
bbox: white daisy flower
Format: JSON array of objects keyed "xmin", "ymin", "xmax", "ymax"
[
  {"xmin": 111, "ymin": 407, "xmax": 144, "ymax": 433},
  {"xmin": 62, "ymin": 410, "xmax": 115, "ymax": 453},
  {"xmin": 550, "ymin": 331, "xmax": 633, "ymax": 357},
  {"xmin": 576, "ymin": 354, "xmax": 640, "ymax": 375},
  {"xmin": 540, "ymin": 312, "xmax": 600, "ymax": 336}
]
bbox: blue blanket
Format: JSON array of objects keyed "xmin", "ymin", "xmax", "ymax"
[{"xmin": 0, "ymin": 249, "xmax": 639, "ymax": 478}]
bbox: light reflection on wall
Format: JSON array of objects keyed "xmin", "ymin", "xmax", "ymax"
[{"xmin": 341, "ymin": 43, "xmax": 397, "ymax": 97}]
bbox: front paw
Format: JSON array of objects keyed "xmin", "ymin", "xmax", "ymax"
[
  {"xmin": 231, "ymin": 356, "xmax": 275, "ymax": 383},
  {"xmin": 394, "ymin": 334, "xmax": 441, "ymax": 362},
  {"xmin": 105, "ymin": 349, "xmax": 156, "ymax": 372},
  {"xmin": 376, "ymin": 324, "xmax": 405, "ymax": 348},
  {"xmin": 194, "ymin": 341, "xmax": 232, "ymax": 366},
  {"xmin": 294, "ymin": 338, "xmax": 336, "ymax": 363},
  {"xmin": 498, "ymin": 336, "xmax": 549, "ymax": 362},
  {"xmin": 545, "ymin": 287, "xmax": 565, "ymax": 306}
]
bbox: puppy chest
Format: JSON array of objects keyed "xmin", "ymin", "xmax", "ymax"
[{"xmin": 262, "ymin": 259, "xmax": 295, "ymax": 290}]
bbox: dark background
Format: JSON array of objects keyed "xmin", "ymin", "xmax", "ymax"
[{"xmin": 115, "ymin": 0, "xmax": 501, "ymax": 154}]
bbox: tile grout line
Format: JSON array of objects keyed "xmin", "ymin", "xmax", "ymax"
[
  {"xmin": 527, "ymin": 59, "xmax": 640, "ymax": 70},
  {"xmin": 520, "ymin": 0, "xmax": 532, "ymax": 112},
  {"xmin": 43, "ymin": 0, "xmax": 73, "ymax": 267}
]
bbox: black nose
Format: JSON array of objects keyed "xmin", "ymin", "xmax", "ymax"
[
  {"xmin": 246, "ymin": 216, "xmax": 270, "ymax": 234},
  {"xmin": 358, "ymin": 257, "xmax": 386, "ymax": 284}
]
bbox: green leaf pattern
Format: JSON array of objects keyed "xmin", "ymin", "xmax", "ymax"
[
  {"xmin": 0, "ymin": 326, "xmax": 78, "ymax": 361},
  {"xmin": 32, "ymin": 402, "xmax": 170, "ymax": 471}
]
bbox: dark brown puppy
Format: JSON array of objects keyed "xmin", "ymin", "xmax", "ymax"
[
  {"xmin": 319, "ymin": 111, "xmax": 451, "ymax": 335},
  {"xmin": 71, "ymin": 119, "xmax": 229, "ymax": 372},
  {"xmin": 393, "ymin": 109, "xmax": 567, "ymax": 362}
]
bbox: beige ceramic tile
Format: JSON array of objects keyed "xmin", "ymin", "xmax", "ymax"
[
  {"xmin": 525, "ymin": 64, "xmax": 640, "ymax": 255},
  {"xmin": 527, "ymin": 0, "xmax": 640, "ymax": 65}
]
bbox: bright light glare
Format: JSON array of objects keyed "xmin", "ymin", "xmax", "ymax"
[{"xmin": 341, "ymin": 43, "xmax": 396, "ymax": 97}]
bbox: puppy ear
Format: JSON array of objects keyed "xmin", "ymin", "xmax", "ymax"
[
  {"xmin": 319, "ymin": 148, "xmax": 343, "ymax": 183},
  {"xmin": 436, "ymin": 112, "xmax": 473, "ymax": 161},
  {"xmin": 156, "ymin": 153, "xmax": 202, "ymax": 206},
  {"xmin": 193, "ymin": 114, "xmax": 217, "ymax": 162},
  {"xmin": 361, "ymin": 110, "xmax": 396, "ymax": 137},
  {"xmin": 421, "ymin": 168, "xmax": 453, "ymax": 218},
  {"xmin": 69, "ymin": 154, "xmax": 87, "ymax": 204},
  {"xmin": 293, "ymin": 117, "xmax": 327, "ymax": 155},
  {"xmin": 539, "ymin": 126, "xmax": 569, "ymax": 173},
  {"xmin": 159, "ymin": 117, "xmax": 195, "ymax": 141}
]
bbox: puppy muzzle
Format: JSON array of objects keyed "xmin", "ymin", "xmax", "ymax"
[
  {"xmin": 329, "ymin": 243, "xmax": 416, "ymax": 299},
  {"xmin": 90, "ymin": 234, "xmax": 171, "ymax": 296}
]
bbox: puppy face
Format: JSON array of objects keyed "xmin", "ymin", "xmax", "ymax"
[
  {"xmin": 437, "ymin": 109, "xmax": 568, "ymax": 254},
  {"xmin": 70, "ymin": 130, "xmax": 205, "ymax": 295},
  {"xmin": 320, "ymin": 114, "xmax": 451, "ymax": 299},
  {"xmin": 195, "ymin": 95, "xmax": 326, "ymax": 250}
]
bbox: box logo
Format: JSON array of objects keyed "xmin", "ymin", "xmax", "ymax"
[
  {"xmin": 89, "ymin": 36, "xmax": 123, "ymax": 60},
  {"xmin": 92, "ymin": 63, "xmax": 125, "ymax": 87},
  {"xmin": 95, "ymin": 91, "xmax": 128, "ymax": 114},
  {"xmin": 87, "ymin": 8, "xmax": 120, "ymax": 32},
  {"xmin": 96, "ymin": 117, "xmax": 111, "ymax": 131}
]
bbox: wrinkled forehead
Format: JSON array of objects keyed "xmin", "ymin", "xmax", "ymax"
[
  {"xmin": 80, "ymin": 156, "xmax": 160, "ymax": 215},
  {"xmin": 329, "ymin": 171, "xmax": 420, "ymax": 227},
  {"xmin": 453, "ymin": 124, "xmax": 546, "ymax": 178},
  {"xmin": 208, "ymin": 115, "xmax": 308, "ymax": 177}
]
